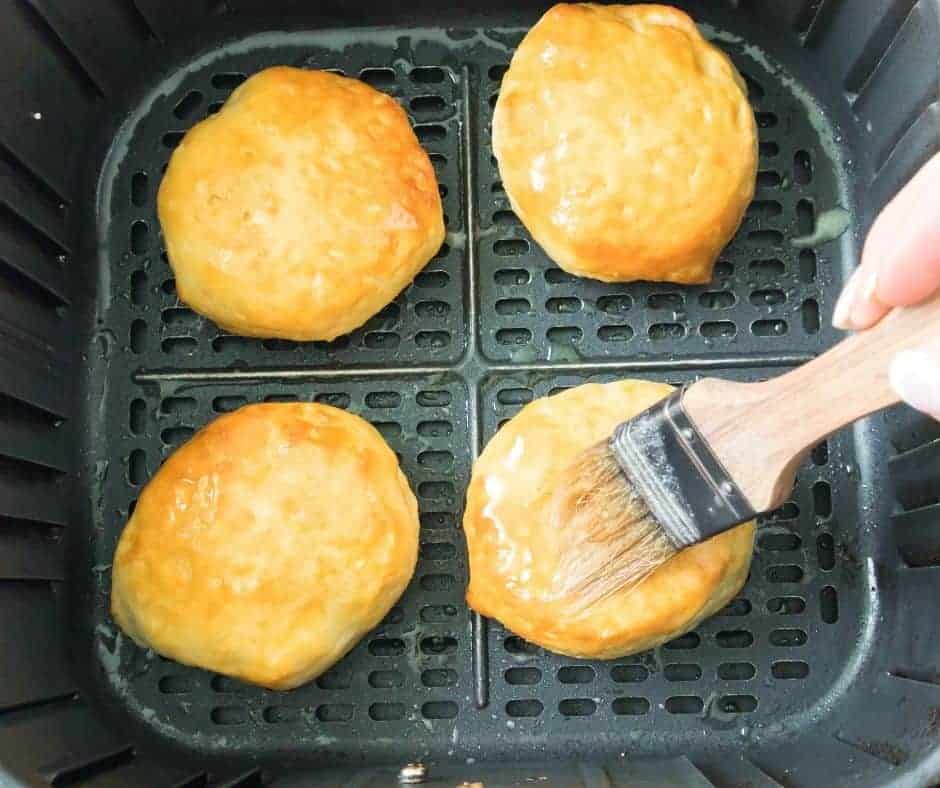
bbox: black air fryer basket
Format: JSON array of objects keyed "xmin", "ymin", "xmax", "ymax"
[{"xmin": 1, "ymin": 0, "xmax": 939, "ymax": 786}]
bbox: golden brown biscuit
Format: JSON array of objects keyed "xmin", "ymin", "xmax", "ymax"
[
  {"xmin": 492, "ymin": 4, "xmax": 757, "ymax": 284},
  {"xmin": 157, "ymin": 66, "xmax": 445, "ymax": 340},
  {"xmin": 111, "ymin": 403, "xmax": 419, "ymax": 689},
  {"xmin": 464, "ymin": 381, "xmax": 755, "ymax": 658}
]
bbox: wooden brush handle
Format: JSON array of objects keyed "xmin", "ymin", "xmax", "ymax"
[{"xmin": 683, "ymin": 289, "xmax": 940, "ymax": 513}]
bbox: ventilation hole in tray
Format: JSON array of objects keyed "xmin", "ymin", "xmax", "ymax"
[
  {"xmin": 768, "ymin": 596, "xmax": 806, "ymax": 615},
  {"xmin": 813, "ymin": 481, "xmax": 832, "ymax": 517},
  {"xmin": 559, "ymin": 698, "xmax": 596, "ymax": 717},
  {"xmin": 649, "ymin": 323, "xmax": 685, "ymax": 341},
  {"xmin": 128, "ymin": 449, "xmax": 147, "ymax": 485},
  {"xmin": 794, "ymin": 150, "xmax": 813, "ymax": 184},
  {"xmin": 206, "ymin": 101, "xmax": 224, "ymax": 116},
  {"xmin": 664, "ymin": 663, "xmax": 702, "ymax": 682},
  {"xmin": 415, "ymin": 300, "xmax": 450, "ymax": 319},
  {"xmin": 545, "ymin": 268, "xmax": 577, "ymax": 284},
  {"xmin": 262, "ymin": 393, "xmax": 298, "ymax": 404},
  {"xmin": 163, "ymin": 337, "xmax": 198, "ymax": 355},
  {"xmin": 718, "ymin": 662, "xmax": 756, "ymax": 680},
  {"xmin": 131, "ymin": 172, "xmax": 148, "ymax": 206},
  {"xmin": 127, "ymin": 499, "xmax": 137, "ymax": 517},
  {"xmin": 719, "ymin": 695, "xmax": 757, "ymax": 713},
  {"xmin": 769, "ymin": 628, "xmax": 809, "ymax": 647},
  {"xmin": 369, "ymin": 638, "xmax": 405, "ymax": 657},
  {"xmin": 420, "ymin": 540, "xmax": 456, "ymax": 559},
  {"xmin": 369, "ymin": 670, "xmax": 403, "ymax": 688},
  {"xmin": 173, "ymin": 90, "xmax": 203, "ymax": 120},
  {"xmin": 759, "ymin": 531, "xmax": 801, "ymax": 551},
  {"xmin": 611, "ymin": 664, "xmax": 649, "ymax": 683},
  {"xmin": 315, "ymin": 668, "xmax": 352, "ymax": 690},
  {"xmin": 598, "ymin": 325, "xmax": 634, "ymax": 342},
  {"xmin": 158, "ymin": 675, "xmax": 195, "ymax": 694},
  {"xmin": 422, "ymin": 701, "xmax": 458, "ymax": 719},
  {"xmin": 489, "ymin": 64, "xmax": 508, "ymax": 82},
  {"xmin": 505, "ymin": 636, "xmax": 540, "ymax": 655},
  {"xmin": 759, "ymin": 141, "xmax": 779, "ymax": 157},
  {"xmin": 420, "ymin": 604, "xmax": 458, "ymax": 622},
  {"xmin": 717, "ymin": 630, "xmax": 754, "ymax": 648},
  {"xmin": 422, "ymin": 669, "xmax": 458, "ymax": 688},
  {"xmin": 558, "ymin": 666, "xmax": 594, "ymax": 684},
  {"xmin": 488, "ymin": 92, "xmax": 499, "ymax": 109},
  {"xmin": 492, "ymin": 180, "xmax": 505, "ymax": 193},
  {"xmin": 699, "ymin": 291, "xmax": 735, "ymax": 309},
  {"xmin": 821, "ymin": 586, "xmax": 839, "ymax": 623},
  {"xmin": 261, "ymin": 339, "xmax": 301, "ymax": 352},
  {"xmin": 364, "ymin": 331, "xmax": 400, "ymax": 350},
  {"xmin": 546, "ymin": 297, "xmax": 581, "ymax": 314},
  {"xmin": 547, "ymin": 326, "xmax": 582, "ymax": 344},
  {"xmin": 817, "ymin": 533, "xmax": 835, "ymax": 570},
  {"xmin": 719, "ymin": 598, "xmax": 752, "ymax": 616},
  {"xmin": 767, "ymin": 565, "xmax": 803, "ymax": 583},
  {"xmin": 162, "ymin": 307, "xmax": 200, "ymax": 329},
  {"xmin": 548, "ymin": 386, "xmax": 572, "ymax": 396},
  {"xmin": 369, "ymin": 702, "xmax": 405, "ymax": 721},
  {"xmin": 212, "ymin": 395, "xmax": 246, "ymax": 413},
  {"xmin": 495, "ymin": 268, "xmax": 530, "ymax": 286},
  {"xmin": 648, "ymin": 292, "xmax": 683, "ymax": 310},
  {"xmin": 665, "ymin": 696, "xmax": 703, "ymax": 714},
  {"xmin": 497, "ymin": 387, "xmax": 532, "ymax": 405},
  {"xmin": 161, "ymin": 277, "xmax": 176, "ymax": 295},
  {"xmin": 264, "ymin": 706, "xmax": 299, "ymax": 724},
  {"xmin": 797, "ymin": 198, "xmax": 815, "ymax": 236},
  {"xmin": 714, "ymin": 260, "xmax": 733, "ymax": 278},
  {"xmin": 162, "ymin": 131, "xmax": 185, "ymax": 149},
  {"xmin": 429, "ymin": 152, "xmax": 447, "ymax": 174},
  {"xmin": 665, "ymin": 632, "xmax": 700, "ymax": 650},
  {"xmin": 752, "ymin": 319, "xmax": 788, "ymax": 336},
  {"xmin": 597, "ymin": 294, "xmax": 633, "ymax": 315},
  {"xmin": 701, "ymin": 321, "xmax": 736, "ymax": 339},
  {"xmin": 130, "ymin": 220, "xmax": 148, "ymax": 254},
  {"xmin": 420, "ymin": 511, "xmax": 455, "ymax": 529},
  {"xmin": 612, "ymin": 697, "xmax": 650, "ymax": 715},
  {"xmin": 359, "ymin": 67, "xmax": 396, "ymax": 87},
  {"xmin": 494, "ymin": 239, "xmax": 529, "ymax": 256},
  {"xmin": 750, "ymin": 288, "xmax": 785, "ymax": 307},
  {"xmin": 766, "ymin": 501, "xmax": 799, "ymax": 520},
  {"xmin": 757, "ymin": 171, "xmax": 782, "ymax": 188},
  {"xmin": 411, "ymin": 95, "xmax": 447, "ymax": 116},
  {"xmin": 418, "ymin": 480, "xmax": 455, "ymax": 499},
  {"xmin": 415, "ymin": 124, "xmax": 447, "ymax": 142},
  {"xmin": 748, "ymin": 200, "xmax": 783, "ymax": 223},
  {"xmin": 756, "ymin": 112, "xmax": 778, "ymax": 127},
  {"xmin": 493, "ymin": 209, "xmax": 519, "ymax": 226},
  {"xmin": 316, "ymin": 704, "xmax": 353, "ymax": 723},
  {"xmin": 506, "ymin": 700, "xmax": 543, "ymax": 717},
  {"xmin": 495, "ymin": 297, "xmax": 531, "ymax": 315},
  {"xmin": 748, "ymin": 229, "xmax": 784, "ymax": 246},
  {"xmin": 506, "ymin": 667, "xmax": 541, "ymax": 685},
  {"xmin": 130, "ymin": 319, "xmax": 147, "ymax": 353},
  {"xmin": 800, "ymin": 250, "xmax": 817, "ymax": 283},
  {"xmin": 211, "ymin": 706, "xmax": 248, "ymax": 725},
  {"xmin": 129, "ymin": 270, "xmax": 148, "ymax": 305},
  {"xmin": 420, "ymin": 573, "xmax": 456, "ymax": 591},
  {"xmin": 496, "ymin": 328, "xmax": 532, "ymax": 345},
  {"xmin": 363, "ymin": 391, "xmax": 400, "ymax": 409},
  {"xmin": 417, "ymin": 419, "xmax": 453, "ymax": 437},
  {"xmin": 415, "ymin": 270, "xmax": 449, "ymax": 288},
  {"xmin": 773, "ymin": 660, "xmax": 810, "ymax": 679},
  {"xmin": 129, "ymin": 399, "xmax": 146, "ymax": 434},
  {"xmin": 161, "ymin": 426, "xmax": 194, "ymax": 446},
  {"xmin": 421, "ymin": 635, "xmax": 458, "ymax": 655}
]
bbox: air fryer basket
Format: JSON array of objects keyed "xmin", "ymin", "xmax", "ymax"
[{"xmin": 1, "ymin": 0, "xmax": 938, "ymax": 786}]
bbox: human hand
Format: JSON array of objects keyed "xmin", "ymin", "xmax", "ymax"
[{"xmin": 832, "ymin": 152, "xmax": 940, "ymax": 418}]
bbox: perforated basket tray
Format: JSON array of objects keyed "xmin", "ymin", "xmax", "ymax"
[{"xmin": 7, "ymin": 1, "xmax": 931, "ymax": 787}]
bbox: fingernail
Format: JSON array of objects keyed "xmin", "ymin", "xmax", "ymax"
[
  {"xmin": 889, "ymin": 350, "xmax": 940, "ymax": 419},
  {"xmin": 832, "ymin": 268, "xmax": 861, "ymax": 329},
  {"xmin": 861, "ymin": 265, "xmax": 878, "ymax": 303}
]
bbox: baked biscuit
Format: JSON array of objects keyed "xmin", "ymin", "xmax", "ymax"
[
  {"xmin": 464, "ymin": 380, "xmax": 755, "ymax": 658},
  {"xmin": 492, "ymin": 4, "xmax": 757, "ymax": 284},
  {"xmin": 158, "ymin": 66, "xmax": 445, "ymax": 340},
  {"xmin": 111, "ymin": 403, "xmax": 419, "ymax": 689}
]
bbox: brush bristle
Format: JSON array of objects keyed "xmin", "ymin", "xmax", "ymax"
[{"xmin": 549, "ymin": 440, "xmax": 679, "ymax": 612}]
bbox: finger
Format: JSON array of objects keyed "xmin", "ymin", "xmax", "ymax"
[
  {"xmin": 890, "ymin": 341, "xmax": 940, "ymax": 420},
  {"xmin": 865, "ymin": 153, "xmax": 940, "ymax": 307},
  {"xmin": 832, "ymin": 261, "xmax": 891, "ymax": 330}
]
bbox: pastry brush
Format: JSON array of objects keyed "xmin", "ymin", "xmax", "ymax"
[{"xmin": 551, "ymin": 290, "xmax": 940, "ymax": 610}]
